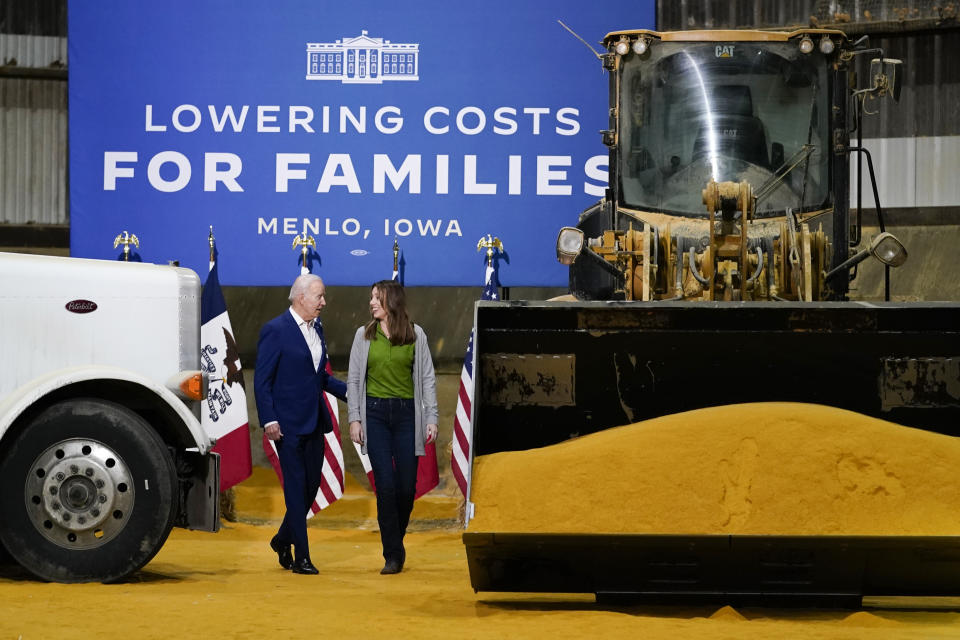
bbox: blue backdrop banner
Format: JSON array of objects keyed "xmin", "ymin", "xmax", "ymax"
[{"xmin": 69, "ymin": 1, "xmax": 654, "ymax": 286}]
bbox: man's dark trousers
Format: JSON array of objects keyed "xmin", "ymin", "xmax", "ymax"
[{"xmin": 275, "ymin": 427, "xmax": 325, "ymax": 561}]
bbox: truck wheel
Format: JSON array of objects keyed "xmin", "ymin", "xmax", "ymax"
[{"xmin": 0, "ymin": 398, "xmax": 178, "ymax": 582}]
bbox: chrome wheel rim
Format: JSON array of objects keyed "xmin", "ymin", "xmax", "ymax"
[{"xmin": 24, "ymin": 438, "xmax": 135, "ymax": 549}]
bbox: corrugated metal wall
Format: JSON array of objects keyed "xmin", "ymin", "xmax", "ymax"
[
  {"xmin": 855, "ymin": 31, "xmax": 960, "ymax": 138},
  {"xmin": 656, "ymin": 1, "xmax": 960, "ymax": 139},
  {"xmin": 0, "ymin": 0, "xmax": 67, "ymax": 37},
  {"xmin": 0, "ymin": 73, "xmax": 67, "ymax": 225},
  {"xmin": 1, "ymin": 33, "xmax": 66, "ymax": 67},
  {"xmin": 0, "ymin": 1, "xmax": 68, "ymax": 228},
  {"xmin": 658, "ymin": 0, "xmax": 958, "ymax": 32},
  {"xmin": 658, "ymin": 0, "xmax": 815, "ymax": 31},
  {"xmin": 848, "ymin": 30, "xmax": 960, "ymax": 217}
]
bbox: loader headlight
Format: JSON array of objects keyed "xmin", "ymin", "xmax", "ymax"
[
  {"xmin": 870, "ymin": 231, "xmax": 908, "ymax": 267},
  {"xmin": 556, "ymin": 227, "xmax": 584, "ymax": 265},
  {"xmin": 799, "ymin": 37, "xmax": 815, "ymax": 54},
  {"xmin": 614, "ymin": 39, "xmax": 630, "ymax": 56},
  {"xmin": 825, "ymin": 231, "xmax": 908, "ymax": 281}
]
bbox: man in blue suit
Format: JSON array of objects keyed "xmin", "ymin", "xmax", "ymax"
[{"xmin": 254, "ymin": 274, "xmax": 346, "ymax": 575}]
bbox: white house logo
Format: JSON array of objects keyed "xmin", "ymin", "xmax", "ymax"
[{"xmin": 306, "ymin": 30, "xmax": 419, "ymax": 85}]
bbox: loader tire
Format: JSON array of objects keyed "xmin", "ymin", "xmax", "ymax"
[{"xmin": 0, "ymin": 398, "xmax": 178, "ymax": 583}]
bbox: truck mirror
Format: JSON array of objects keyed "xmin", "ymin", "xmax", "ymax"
[{"xmin": 870, "ymin": 58, "xmax": 902, "ymax": 102}]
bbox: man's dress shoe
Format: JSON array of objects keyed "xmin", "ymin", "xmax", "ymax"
[
  {"xmin": 269, "ymin": 536, "xmax": 293, "ymax": 570},
  {"xmin": 292, "ymin": 558, "xmax": 319, "ymax": 575}
]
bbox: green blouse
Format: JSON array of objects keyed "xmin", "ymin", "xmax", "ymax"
[{"xmin": 365, "ymin": 325, "xmax": 415, "ymax": 399}]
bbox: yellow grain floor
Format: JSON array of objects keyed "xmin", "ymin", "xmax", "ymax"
[{"xmin": 2, "ymin": 467, "xmax": 960, "ymax": 639}]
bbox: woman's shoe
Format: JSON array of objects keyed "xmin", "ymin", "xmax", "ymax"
[{"xmin": 380, "ymin": 559, "xmax": 402, "ymax": 574}]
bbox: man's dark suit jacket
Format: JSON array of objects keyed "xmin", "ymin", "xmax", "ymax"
[{"xmin": 254, "ymin": 311, "xmax": 346, "ymax": 436}]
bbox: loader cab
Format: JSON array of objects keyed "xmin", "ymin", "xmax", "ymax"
[
  {"xmin": 690, "ymin": 84, "xmax": 770, "ymax": 169},
  {"xmin": 615, "ymin": 32, "xmax": 840, "ymax": 219},
  {"xmin": 562, "ymin": 29, "xmax": 907, "ymax": 303}
]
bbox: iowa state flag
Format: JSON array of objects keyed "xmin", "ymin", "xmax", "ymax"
[{"xmin": 201, "ymin": 249, "xmax": 252, "ymax": 491}]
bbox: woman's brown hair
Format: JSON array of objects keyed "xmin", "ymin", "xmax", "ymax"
[{"xmin": 364, "ymin": 280, "xmax": 415, "ymax": 345}]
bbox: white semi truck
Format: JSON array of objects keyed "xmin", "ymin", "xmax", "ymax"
[{"xmin": 0, "ymin": 251, "xmax": 220, "ymax": 582}]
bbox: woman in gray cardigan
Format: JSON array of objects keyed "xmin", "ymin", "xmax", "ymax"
[{"xmin": 347, "ymin": 280, "xmax": 438, "ymax": 574}]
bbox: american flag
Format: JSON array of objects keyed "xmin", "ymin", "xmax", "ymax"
[
  {"xmin": 451, "ymin": 263, "xmax": 499, "ymax": 497},
  {"xmin": 261, "ymin": 261, "xmax": 346, "ymax": 514}
]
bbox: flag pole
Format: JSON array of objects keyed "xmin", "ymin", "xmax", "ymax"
[{"xmin": 453, "ymin": 233, "xmax": 504, "ymax": 515}]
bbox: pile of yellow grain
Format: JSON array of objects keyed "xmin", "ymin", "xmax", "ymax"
[{"xmin": 468, "ymin": 403, "xmax": 960, "ymax": 536}]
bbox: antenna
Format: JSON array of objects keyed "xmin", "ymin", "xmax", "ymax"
[{"xmin": 557, "ymin": 20, "xmax": 602, "ymax": 60}]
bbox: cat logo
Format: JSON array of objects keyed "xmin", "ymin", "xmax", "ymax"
[{"xmin": 716, "ymin": 45, "xmax": 735, "ymax": 58}]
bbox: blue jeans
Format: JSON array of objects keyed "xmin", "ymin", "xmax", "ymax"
[{"xmin": 365, "ymin": 396, "xmax": 416, "ymax": 563}]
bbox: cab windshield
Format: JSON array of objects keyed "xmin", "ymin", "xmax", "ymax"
[{"xmin": 619, "ymin": 41, "xmax": 830, "ymax": 218}]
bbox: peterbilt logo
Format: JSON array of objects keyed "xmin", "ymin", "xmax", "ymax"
[{"xmin": 65, "ymin": 300, "xmax": 98, "ymax": 314}]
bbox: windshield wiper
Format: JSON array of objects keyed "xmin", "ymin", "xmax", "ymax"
[{"xmin": 754, "ymin": 144, "xmax": 816, "ymax": 206}]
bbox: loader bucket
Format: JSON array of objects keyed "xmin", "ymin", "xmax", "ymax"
[
  {"xmin": 463, "ymin": 532, "xmax": 960, "ymax": 604},
  {"xmin": 464, "ymin": 300, "xmax": 960, "ymax": 601}
]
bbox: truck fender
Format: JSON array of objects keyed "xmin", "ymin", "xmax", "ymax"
[{"xmin": 0, "ymin": 365, "xmax": 211, "ymax": 453}]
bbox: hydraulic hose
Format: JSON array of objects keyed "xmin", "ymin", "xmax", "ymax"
[
  {"xmin": 746, "ymin": 246, "xmax": 764, "ymax": 286},
  {"xmin": 765, "ymin": 237, "xmax": 776, "ymax": 299},
  {"xmin": 688, "ymin": 247, "xmax": 711, "ymax": 286}
]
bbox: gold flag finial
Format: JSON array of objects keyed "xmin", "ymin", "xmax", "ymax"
[
  {"xmin": 291, "ymin": 232, "xmax": 316, "ymax": 271},
  {"xmin": 208, "ymin": 226, "xmax": 215, "ymax": 262},
  {"xmin": 112, "ymin": 230, "xmax": 140, "ymax": 262},
  {"xmin": 392, "ymin": 237, "xmax": 399, "ymax": 272},
  {"xmin": 476, "ymin": 234, "xmax": 504, "ymax": 267}
]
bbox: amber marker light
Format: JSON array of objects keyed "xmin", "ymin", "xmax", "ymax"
[
  {"xmin": 181, "ymin": 374, "xmax": 203, "ymax": 400},
  {"xmin": 167, "ymin": 371, "xmax": 209, "ymax": 401}
]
